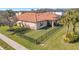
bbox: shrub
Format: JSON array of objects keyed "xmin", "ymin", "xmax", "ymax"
[
  {"xmin": 66, "ymin": 32, "xmax": 74, "ymax": 38},
  {"xmin": 64, "ymin": 32, "xmax": 79, "ymax": 43},
  {"xmin": 64, "ymin": 37, "xmax": 70, "ymax": 42},
  {"xmin": 36, "ymin": 40, "xmax": 41, "ymax": 44}
]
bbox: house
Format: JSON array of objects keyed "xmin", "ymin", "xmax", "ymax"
[{"xmin": 16, "ymin": 12, "xmax": 59, "ymax": 30}]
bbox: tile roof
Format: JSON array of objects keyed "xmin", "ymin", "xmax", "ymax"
[{"xmin": 16, "ymin": 12, "xmax": 58, "ymax": 22}]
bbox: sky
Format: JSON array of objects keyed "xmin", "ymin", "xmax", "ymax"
[
  {"xmin": 0, "ymin": 8, "xmax": 66, "ymax": 11},
  {"xmin": 0, "ymin": 8, "xmax": 57, "ymax": 11},
  {"xmin": 0, "ymin": 8, "xmax": 33, "ymax": 11}
]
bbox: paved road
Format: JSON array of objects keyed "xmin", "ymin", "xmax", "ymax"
[{"xmin": 0, "ymin": 33, "xmax": 28, "ymax": 50}]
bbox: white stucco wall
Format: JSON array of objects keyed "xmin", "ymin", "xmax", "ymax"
[
  {"xmin": 17, "ymin": 20, "xmax": 55, "ymax": 30},
  {"xmin": 17, "ymin": 21, "xmax": 47, "ymax": 30},
  {"xmin": 17, "ymin": 21, "xmax": 37, "ymax": 30},
  {"xmin": 23, "ymin": 22, "xmax": 38, "ymax": 30}
]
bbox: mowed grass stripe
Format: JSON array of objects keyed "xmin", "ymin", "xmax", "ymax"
[
  {"xmin": 43, "ymin": 27, "xmax": 65, "ymax": 49},
  {"xmin": 0, "ymin": 26, "xmax": 43, "ymax": 49}
]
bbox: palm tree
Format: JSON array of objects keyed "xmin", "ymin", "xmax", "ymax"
[
  {"xmin": 70, "ymin": 9, "xmax": 79, "ymax": 33},
  {"xmin": 60, "ymin": 10, "xmax": 72, "ymax": 34},
  {"xmin": 60, "ymin": 9, "xmax": 79, "ymax": 34}
]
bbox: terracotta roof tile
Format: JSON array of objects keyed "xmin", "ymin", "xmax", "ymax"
[{"xmin": 16, "ymin": 12, "xmax": 58, "ymax": 22}]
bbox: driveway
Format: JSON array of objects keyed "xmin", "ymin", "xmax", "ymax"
[{"xmin": 0, "ymin": 33, "xmax": 28, "ymax": 50}]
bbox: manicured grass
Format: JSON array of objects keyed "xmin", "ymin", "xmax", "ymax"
[
  {"xmin": 24, "ymin": 28, "xmax": 52, "ymax": 39},
  {"xmin": 0, "ymin": 26, "xmax": 45, "ymax": 49},
  {"xmin": 0, "ymin": 26, "xmax": 60, "ymax": 49},
  {"xmin": 42, "ymin": 23, "xmax": 79, "ymax": 50},
  {"xmin": 0, "ymin": 39, "xmax": 15, "ymax": 50},
  {"xmin": 13, "ymin": 26, "xmax": 53, "ymax": 39},
  {"xmin": 0, "ymin": 22, "xmax": 79, "ymax": 50}
]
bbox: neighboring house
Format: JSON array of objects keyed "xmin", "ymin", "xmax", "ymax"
[
  {"xmin": 16, "ymin": 12, "xmax": 60, "ymax": 30},
  {"xmin": 55, "ymin": 12, "xmax": 63, "ymax": 16}
]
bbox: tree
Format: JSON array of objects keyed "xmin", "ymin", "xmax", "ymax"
[
  {"xmin": 69, "ymin": 9, "xmax": 79, "ymax": 33},
  {"xmin": 2, "ymin": 9, "xmax": 16, "ymax": 30},
  {"xmin": 60, "ymin": 9, "xmax": 79, "ymax": 34},
  {"xmin": 60, "ymin": 10, "xmax": 72, "ymax": 34}
]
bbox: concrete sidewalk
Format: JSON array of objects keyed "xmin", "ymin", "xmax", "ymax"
[{"xmin": 0, "ymin": 33, "xmax": 28, "ymax": 50}]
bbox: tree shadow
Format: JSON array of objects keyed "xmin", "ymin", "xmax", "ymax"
[
  {"xmin": 10, "ymin": 27, "xmax": 31, "ymax": 35},
  {"xmin": 69, "ymin": 35, "xmax": 79, "ymax": 43},
  {"xmin": 40, "ymin": 26, "xmax": 51, "ymax": 30}
]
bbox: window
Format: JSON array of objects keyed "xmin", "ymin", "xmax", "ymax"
[{"xmin": 40, "ymin": 22, "xmax": 43, "ymax": 26}]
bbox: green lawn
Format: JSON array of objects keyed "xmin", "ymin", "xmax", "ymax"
[
  {"xmin": 0, "ymin": 23, "xmax": 79, "ymax": 50},
  {"xmin": 0, "ymin": 39, "xmax": 15, "ymax": 50},
  {"xmin": 0, "ymin": 26, "xmax": 49, "ymax": 49},
  {"xmin": 10, "ymin": 26, "xmax": 53, "ymax": 39},
  {"xmin": 24, "ymin": 28, "xmax": 52, "ymax": 39},
  {"xmin": 0, "ymin": 26, "xmax": 60, "ymax": 49},
  {"xmin": 42, "ymin": 23, "xmax": 79, "ymax": 50}
]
